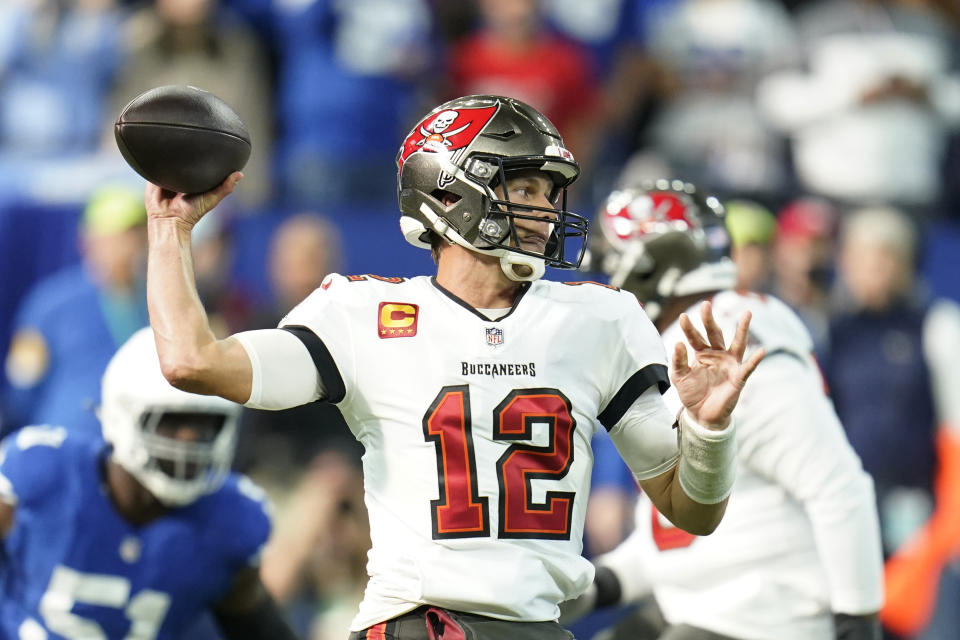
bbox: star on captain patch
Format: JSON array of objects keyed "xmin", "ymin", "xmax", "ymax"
[{"xmin": 485, "ymin": 327, "xmax": 504, "ymax": 346}]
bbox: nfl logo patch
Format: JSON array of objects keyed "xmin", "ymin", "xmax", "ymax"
[{"xmin": 485, "ymin": 327, "xmax": 504, "ymax": 346}]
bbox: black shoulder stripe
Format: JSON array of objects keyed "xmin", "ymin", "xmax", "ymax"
[
  {"xmin": 280, "ymin": 325, "xmax": 346, "ymax": 403},
  {"xmin": 598, "ymin": 364, "xmax": 670, "ymax": 430}
]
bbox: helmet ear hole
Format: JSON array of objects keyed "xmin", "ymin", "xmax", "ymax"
[{"xmin": 432, "ymin": 190, "xmax": 461, "ymax": 208}]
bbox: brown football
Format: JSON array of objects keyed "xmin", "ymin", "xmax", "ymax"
[{"xmin": 115, "ymin": 85, "xmax": 251, "ymax": 194}]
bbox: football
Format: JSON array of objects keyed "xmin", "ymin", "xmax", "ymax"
[{"xmin": 114, "ymin": 85, "xmax": 251, "ymax": 194}]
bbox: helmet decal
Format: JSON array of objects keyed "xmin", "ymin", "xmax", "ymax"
[
  {"xmin": 398, "ymin": 104, "xmax": 500, "ymax": 185},
  {"xmin": 591, "ymin": 180, "xmax": 736, "ymax": 318},
  {"xmin": 603, "ymin": 191, "xmax": 695, "ymax": 247}
]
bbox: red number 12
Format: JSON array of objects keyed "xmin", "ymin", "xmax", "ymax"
[{"xmin": 423, "ymin": 386, "xmax": 577, "ymax": 540}]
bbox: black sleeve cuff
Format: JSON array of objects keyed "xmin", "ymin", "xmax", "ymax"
[
  {"xmin": 833, "ymin": 613, "xmax": 881, "ymax": 640},
  {"xmin": 594, "ymin": 566, "xmax": 623, "ymax": 608},
  {"xmin": 597, "ymin": 364, "xmax": 670, "ymax": 431},
  {"xmin": 281, "ymin": 325, "xmax": 346, "ymax": 403}
]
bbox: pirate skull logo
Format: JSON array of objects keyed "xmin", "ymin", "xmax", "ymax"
[{"xmin": 418, "ymin": 109, "xmax": 470, "ymax": 151}]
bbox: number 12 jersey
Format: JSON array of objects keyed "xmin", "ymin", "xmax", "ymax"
[{"xmin": 280, "ymin": 274, "xmax": 678, "ymax": 629}]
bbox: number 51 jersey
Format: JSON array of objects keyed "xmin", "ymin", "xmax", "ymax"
[
  {"xmin": 280, "ymin": 274, "xmax": 677, "ymax": 629},
  {"xmin": 0, "ymin": 427, "xmax": 271, "ymax": 640}
]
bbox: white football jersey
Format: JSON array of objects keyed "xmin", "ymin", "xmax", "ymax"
[
  {"xmin": 623, "ymin": 291, "xmax": 884, "ymax": 639},
  {"xmin": 280, "ymin": 274, "xmax": 677, "ymax": 630}
]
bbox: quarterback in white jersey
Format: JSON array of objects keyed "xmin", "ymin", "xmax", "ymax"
[
  {"xmin": 143, "ymin": 96, "xmax": 762, "ymax": 639},
  {"xmin": 278, "ymin": 273, "xmax": 676, "ymax": 627},
  {"xmin": 570, "ymin": 181, "xmax": 884, "ymax": 640}
]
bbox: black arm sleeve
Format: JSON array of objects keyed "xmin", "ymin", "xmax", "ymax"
[
  {"xmin": 214, "ymin": 591, "xmax": 299, "ymax": 640},
  {"xmin": 833, "ymin": 613, "xmax": 881, "ymax": 640},
  {"xmin": 594, "ymin": 566, "xmax": 623, "ymax": 608}
]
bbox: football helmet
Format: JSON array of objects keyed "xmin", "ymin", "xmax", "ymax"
[
  {"xmin": 396, "ymin": 95, "xmax": 588, "ymax": 281},
  {"xmin": 100, "ymin": 328, "xmax": 240, "ymax": 506},
  {"xmin": 590, "ymin": 179, "xmax": 737, "ymax": 320}
]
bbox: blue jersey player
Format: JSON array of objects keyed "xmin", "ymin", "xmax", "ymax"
[{"xmin": 0, "ymin": 328, "xmax": 298, "ymax": 640}]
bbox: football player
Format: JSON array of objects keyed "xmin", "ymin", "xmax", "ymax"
[
  {"xmin": 0, "ymin": 328, "xmax": 298, "ymax": 640},
  {"xmin": 566, "ymin": 180, "xmax": 884, "ymax": 639},
  {"xmin": 143, "ymin": 95, "xmax": 763, "ymax": 639}
]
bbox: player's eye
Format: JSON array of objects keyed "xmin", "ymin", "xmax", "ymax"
[{"xmin": 511, "ymin": 185, "xmax": 533, "ymax": 200}]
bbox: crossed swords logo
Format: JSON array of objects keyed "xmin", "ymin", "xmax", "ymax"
[{"xmin": 417, "ymin": 109, "xmax": 471, "ymax": 150}]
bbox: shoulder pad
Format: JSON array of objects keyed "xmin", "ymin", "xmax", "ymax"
[
  {"xmin": 540, "ymin": 279, "xmax": 642, "ymax": 313},
  {"xmin": 201, "ymin": 474, "xmax": 272, "ymax": 564},
  {"xmin": 711, "ymin": 291, "xmax": 813, "ymax": 355}
]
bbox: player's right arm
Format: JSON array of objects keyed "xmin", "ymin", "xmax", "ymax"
[
  {"xmin": 146, "ymin": 177, "xmax": 324, "ymax": 412},
  {"xmin": 145, "ymin": 175, "xmax": 253, "ymax": 402}
]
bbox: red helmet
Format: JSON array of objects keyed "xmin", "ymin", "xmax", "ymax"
[{"xmin": 591, "ymin": 179, "xmax": 737, "ymax": 319}]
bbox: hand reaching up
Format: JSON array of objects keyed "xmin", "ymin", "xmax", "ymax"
[{"xmin": 671, "ymin": 301, "xmax": 765, "ymax": 430}]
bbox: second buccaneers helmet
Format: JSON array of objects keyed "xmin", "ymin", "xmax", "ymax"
[
  {"xmin": 590, "ymin": 179, "xmax": 737, "ymax": 320},
  {"xmin": 396, "ymin": 95, "xmax": 588, "ymax": 282}
]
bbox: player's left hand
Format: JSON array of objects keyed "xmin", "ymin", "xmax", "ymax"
[{"xmin": 671, "ymin": 301, "xmax": 765, "ymax": 430}]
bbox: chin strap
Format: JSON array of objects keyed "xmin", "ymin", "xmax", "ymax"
[
  {"xmin": 404, "ymin": 205, "xmax": 547, "ymax": 282},
  {"xmin": 500, "ymin": 252, "xmax": 545, "ymax": 282}
]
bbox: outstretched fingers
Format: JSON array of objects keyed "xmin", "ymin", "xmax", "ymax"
[
  {"xmin": 729, "ymin": 311, "xmax": 752, "ymax": 363},
  {"xmin": 700, "ymin": 301, "xmax": 727, "ymax": 350},
  {"xmin": 679, "ymin": 313, "xmax": 710, "ymax": 351}
]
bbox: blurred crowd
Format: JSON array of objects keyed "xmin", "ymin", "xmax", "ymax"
[{"xmin": 1, "ymin": 0, "xmax": 960, "ymax": 639}]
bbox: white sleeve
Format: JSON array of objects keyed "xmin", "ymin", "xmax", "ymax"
[
  {"xmin": 737, "ymin": 353, "xmax": 884, "ymax": 614},
  {"xmin": 607, "ymin": 386, "xmax": 680, "ymax": 481},
  {"xmin": 233, "ymin": 329, "xmax": 325, "ymax": 409}
]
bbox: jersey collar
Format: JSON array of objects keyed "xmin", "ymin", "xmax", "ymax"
[{"xmin": 429, "ymin": 276, "xmax": 531, "ymax": 322}]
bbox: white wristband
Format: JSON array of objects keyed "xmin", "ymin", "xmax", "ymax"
[{"xmin": 677, "ymin": 410, "xmax": 737, "ymax": 505}]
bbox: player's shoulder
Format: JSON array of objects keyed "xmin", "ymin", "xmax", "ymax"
[
  {"xmin": 191, "ymin": 473, "xmax": 272, "ymax": 561},
  {"xmin": 289, "ymin": 273, "xmax": 425, "ymax": 311},
  {"xmin": 533, "ymin": 279, "xmax": 644, "ymax": 316},
  {"xmin": 1, "ymin": 424, "xmax": 90, "ymax": 461},
  {"xmin": 0, "ymin": 426, "xmax": 97, "ymax": 504},
  {"xmin": 322, "ymin": 273, "xmax": 420, "ymax": 293},
  {"xmin": 710, "ymin": 290, "xmax": 813, "ymax": 354}
]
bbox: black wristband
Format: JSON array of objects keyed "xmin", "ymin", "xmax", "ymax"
[
  {"xmin": 594, "ymin": 566, "xmax": 623, "ymax": 608},
  {"xmin": 833, "ymin": 612, "xmax": 881, "ymax": 640}
]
